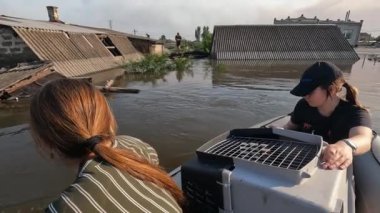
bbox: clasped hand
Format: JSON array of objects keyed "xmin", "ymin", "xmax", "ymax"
[{"xmin": 321, "ymin": 141, "xmax": 353, "ymax": 170}]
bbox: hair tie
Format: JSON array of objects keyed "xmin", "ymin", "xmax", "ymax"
[{"xmin": 84, "ymin": 135, "xmax": 103, "ymax": 151}]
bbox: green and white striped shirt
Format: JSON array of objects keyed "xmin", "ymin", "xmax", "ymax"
[{"xmin": 46, "ymin": 135, "xmax": 182, "ymax": 213}]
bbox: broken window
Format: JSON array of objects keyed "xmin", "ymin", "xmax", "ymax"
[
  {"xmin": 343, "ymin": 30, "xmax": 353, "ymax": 40},
  {"xmin": 98, "ymin": 35, "xmax": 122, "ymax": 56}
]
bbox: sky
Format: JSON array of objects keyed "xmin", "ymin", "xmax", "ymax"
[{"xmin": 1, "ymin": 0, "xmax": 379, "ymax": 39}]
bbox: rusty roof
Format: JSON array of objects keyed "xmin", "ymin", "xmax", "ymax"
[{"xmin": 211, "ymin": 25, "xmax": 359, "ymax": 61}]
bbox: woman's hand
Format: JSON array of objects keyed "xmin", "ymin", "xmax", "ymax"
[{"xmin": 321, "ymin": 141, "xmax": 353, "ymax": 170}]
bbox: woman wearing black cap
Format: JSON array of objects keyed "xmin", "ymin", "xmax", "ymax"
[{"xmin": 284, "ymin": 61, "xmax": 373, "ymax": 170}]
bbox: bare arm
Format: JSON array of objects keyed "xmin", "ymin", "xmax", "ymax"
[
  {"xmin": 322, "ymin": 126, "xmax": 372, "ymax": 170},
  {"xmin": 347, "ymin": 126, "xmax": 372, "ymax": 155}
]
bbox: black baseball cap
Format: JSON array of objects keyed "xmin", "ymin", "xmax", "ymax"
[{"xmin": 290, "ymin": 61, "xmax": 343, "ymax": 97}]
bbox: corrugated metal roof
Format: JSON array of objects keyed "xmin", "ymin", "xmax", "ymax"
[
  {"xmin": 0, "ymin": 15, "xmax": 156, "ymax": 41},
  {"xmin": 109, "ymin": 35, "xmax": 140, "ymax": 55},
  {"xmin": 12, "ymin": 27, "xmax": 124, "ymax": 77},
  {"xmin": 5, "ymin": 27, "xmax": 142, "ymax": 77},
  {"xmin": 71, "ymin": 24, "xmax": 156, "ymax": 42},
  {"xmin": 211, "ymin": 25, "xmax": 359, "ymax": 61},
  {"xmin": 1, "ymin": 15, "xmax": 143, "ymax": 77},
  {"xmin": 0, "ymin": 15, "xmax": 103, "ymax": 33}
]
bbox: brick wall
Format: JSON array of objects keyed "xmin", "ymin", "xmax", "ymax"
[
  {"xmin": 0, "ymin": 26, "xmax": 38, "ymax": 68},
  {"xmin": 0, "ymin": 27, "xmax": 28, "ymax": 54}
]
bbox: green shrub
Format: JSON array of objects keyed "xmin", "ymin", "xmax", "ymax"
[{"xmin": 124, "ymin": 54, "xmax": 191, "ymax": 74}]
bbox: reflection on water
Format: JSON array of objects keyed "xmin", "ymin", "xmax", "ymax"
[
  {"xmin": 119, "ymin": 68, "xmax": 195, "ymax": 86},
  {"xmin": 0, "ymin": 57, "xmax": 379, "ymax": 210},
  {"xmin": 211, "ymin": 60, "xmax": 355, "ymax": 96},
  {"xmin": 214, "ymin": 59, "xmax": 355, "ymax": 73},
  {"xmin": 0, "ymin": 100, "xmax": 30, "ymax": 128}
]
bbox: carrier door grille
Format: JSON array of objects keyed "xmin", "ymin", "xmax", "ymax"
[{"xmin": 204, "ymin": 137, "xmax": 319, "ymax": 170}]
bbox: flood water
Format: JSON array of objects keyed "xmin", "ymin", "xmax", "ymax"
[{"xmin": 0, "ymin": 56, "xmax": 379, "ymax": 211}]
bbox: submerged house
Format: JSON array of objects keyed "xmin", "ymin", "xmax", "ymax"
[
  {"xmin": 274, "ymin": 12, "xmax": 363, "ymax": 46},
  {"xmin": 0, "ymin": 14, "xmax": 142, "ymax": 76},
  {"xmin": 211, "ymin": 25, "xmax": 359, "ymax": 61},
  {"xmin": 75, "ymin": 25, "xmax": 164, "ymax": 55},
  {"xmin": 0, "ymin": 6, "xmax": 157, "ymax": 100}
]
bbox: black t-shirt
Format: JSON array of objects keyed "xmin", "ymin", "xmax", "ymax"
[{"xmin": 290, "ymin": 98, "xmax": 371, "ymax": 143}]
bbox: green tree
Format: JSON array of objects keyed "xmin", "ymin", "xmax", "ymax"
[
  {"xmin": 375, "ymin": 36, "xmax": 380, "ymax": 42},
  {"xmin": 195, "ymin": 26, "xmax": 201, "ymax": 42},
  {"xmin": 201, "ymin": 26, "xmax": 212, "ymax": 53},
  {"xmin": 201, "ymin": 26, "xmax": 209, "ymax": 39}
]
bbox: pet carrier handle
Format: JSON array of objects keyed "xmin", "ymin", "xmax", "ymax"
[
  {"xmin": 316, "ymin": 141, "xmax": 329, "ymax": 158},
  {"xmin": 317, "ymin": 141, "xmax": 333, "ymax": 169}
]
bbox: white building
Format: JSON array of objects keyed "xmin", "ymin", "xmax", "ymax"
[{"xmin": 274, "ymin": 11, "xmax": 363, "ymax": 47}]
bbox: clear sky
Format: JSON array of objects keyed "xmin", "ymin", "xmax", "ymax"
[{"xmin": 1, "ymin": 0, "xmax": 379, "ymax": 39}]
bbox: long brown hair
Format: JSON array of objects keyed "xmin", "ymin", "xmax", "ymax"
[
  {"xmin": 322, "ymin": 77, "xmax": 364, "ymax": 108},
  {"xmin": 30, "ymin": 79, "xmax": 184, "ymax": 205}
]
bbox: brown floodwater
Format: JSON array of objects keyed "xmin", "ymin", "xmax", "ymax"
[{"xmin": 0, "ymin": 56, "xmax": 379, "ymax": 211}]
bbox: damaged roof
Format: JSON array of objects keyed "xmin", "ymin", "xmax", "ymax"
[
  {"xmin": 0, "ymin": 63, "xmax": 53, "ymax": 90},
  {"xmin": 0, "ymin": 62, "xmax": 66, "ymax": 100},
  {"xmin": 0, "ymin": 15, "xmax": 143, "ymax": 77}
]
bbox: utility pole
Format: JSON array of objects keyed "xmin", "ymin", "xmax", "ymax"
[
  {"xmin": 133, "ymin": 29, "xmax": 137, "ymax": 35},
  {"xmin": 109, "ymin": 20, "xmax": 113, "ymax": 30}
]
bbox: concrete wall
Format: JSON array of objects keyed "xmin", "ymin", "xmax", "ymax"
[
  {"xmin": 0, "ymin": 26, "xmax": 38, "ymax": 68},
  {"xmin": 150, "ymin": 44, "xmax": 164, "ymax": 55},
  {"xmin": 336, "ymin": 23, "xmax": 362, "ymax": 46}
]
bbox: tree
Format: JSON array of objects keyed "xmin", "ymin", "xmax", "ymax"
[
  {"xmin": 375, "ymin": 36, "xmax": 380, "ymax": 42},
  {"xmin": 201, "ymin": 26, "xmax": 210, "ymax": 39},
  {"xmin": 195, "ymin": 26, "xmax": 201, "ymax": 42},
  {"xmin": 159, "ymin": 35, "xmax": 166, "ymax": 41},
  {"xmin": 201, "ymin": 26, "xmax": 212, "ymax": 53}
]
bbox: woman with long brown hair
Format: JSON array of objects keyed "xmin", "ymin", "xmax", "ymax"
[{"xmin": 30, "ymin": 79, "xmax": 184, "ymax": 212}]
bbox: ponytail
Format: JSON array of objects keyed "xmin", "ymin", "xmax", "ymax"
[
  {"xmin": 92, "ymin": 137, "xmax": 185, "ymax": 206},
  {"xmin": 29, "ymin": 79, "xmax": 185, "ymax": 208},
  {"xmin": 342, "ymin": 82, "xmax": 363, "ymax": 108}
]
